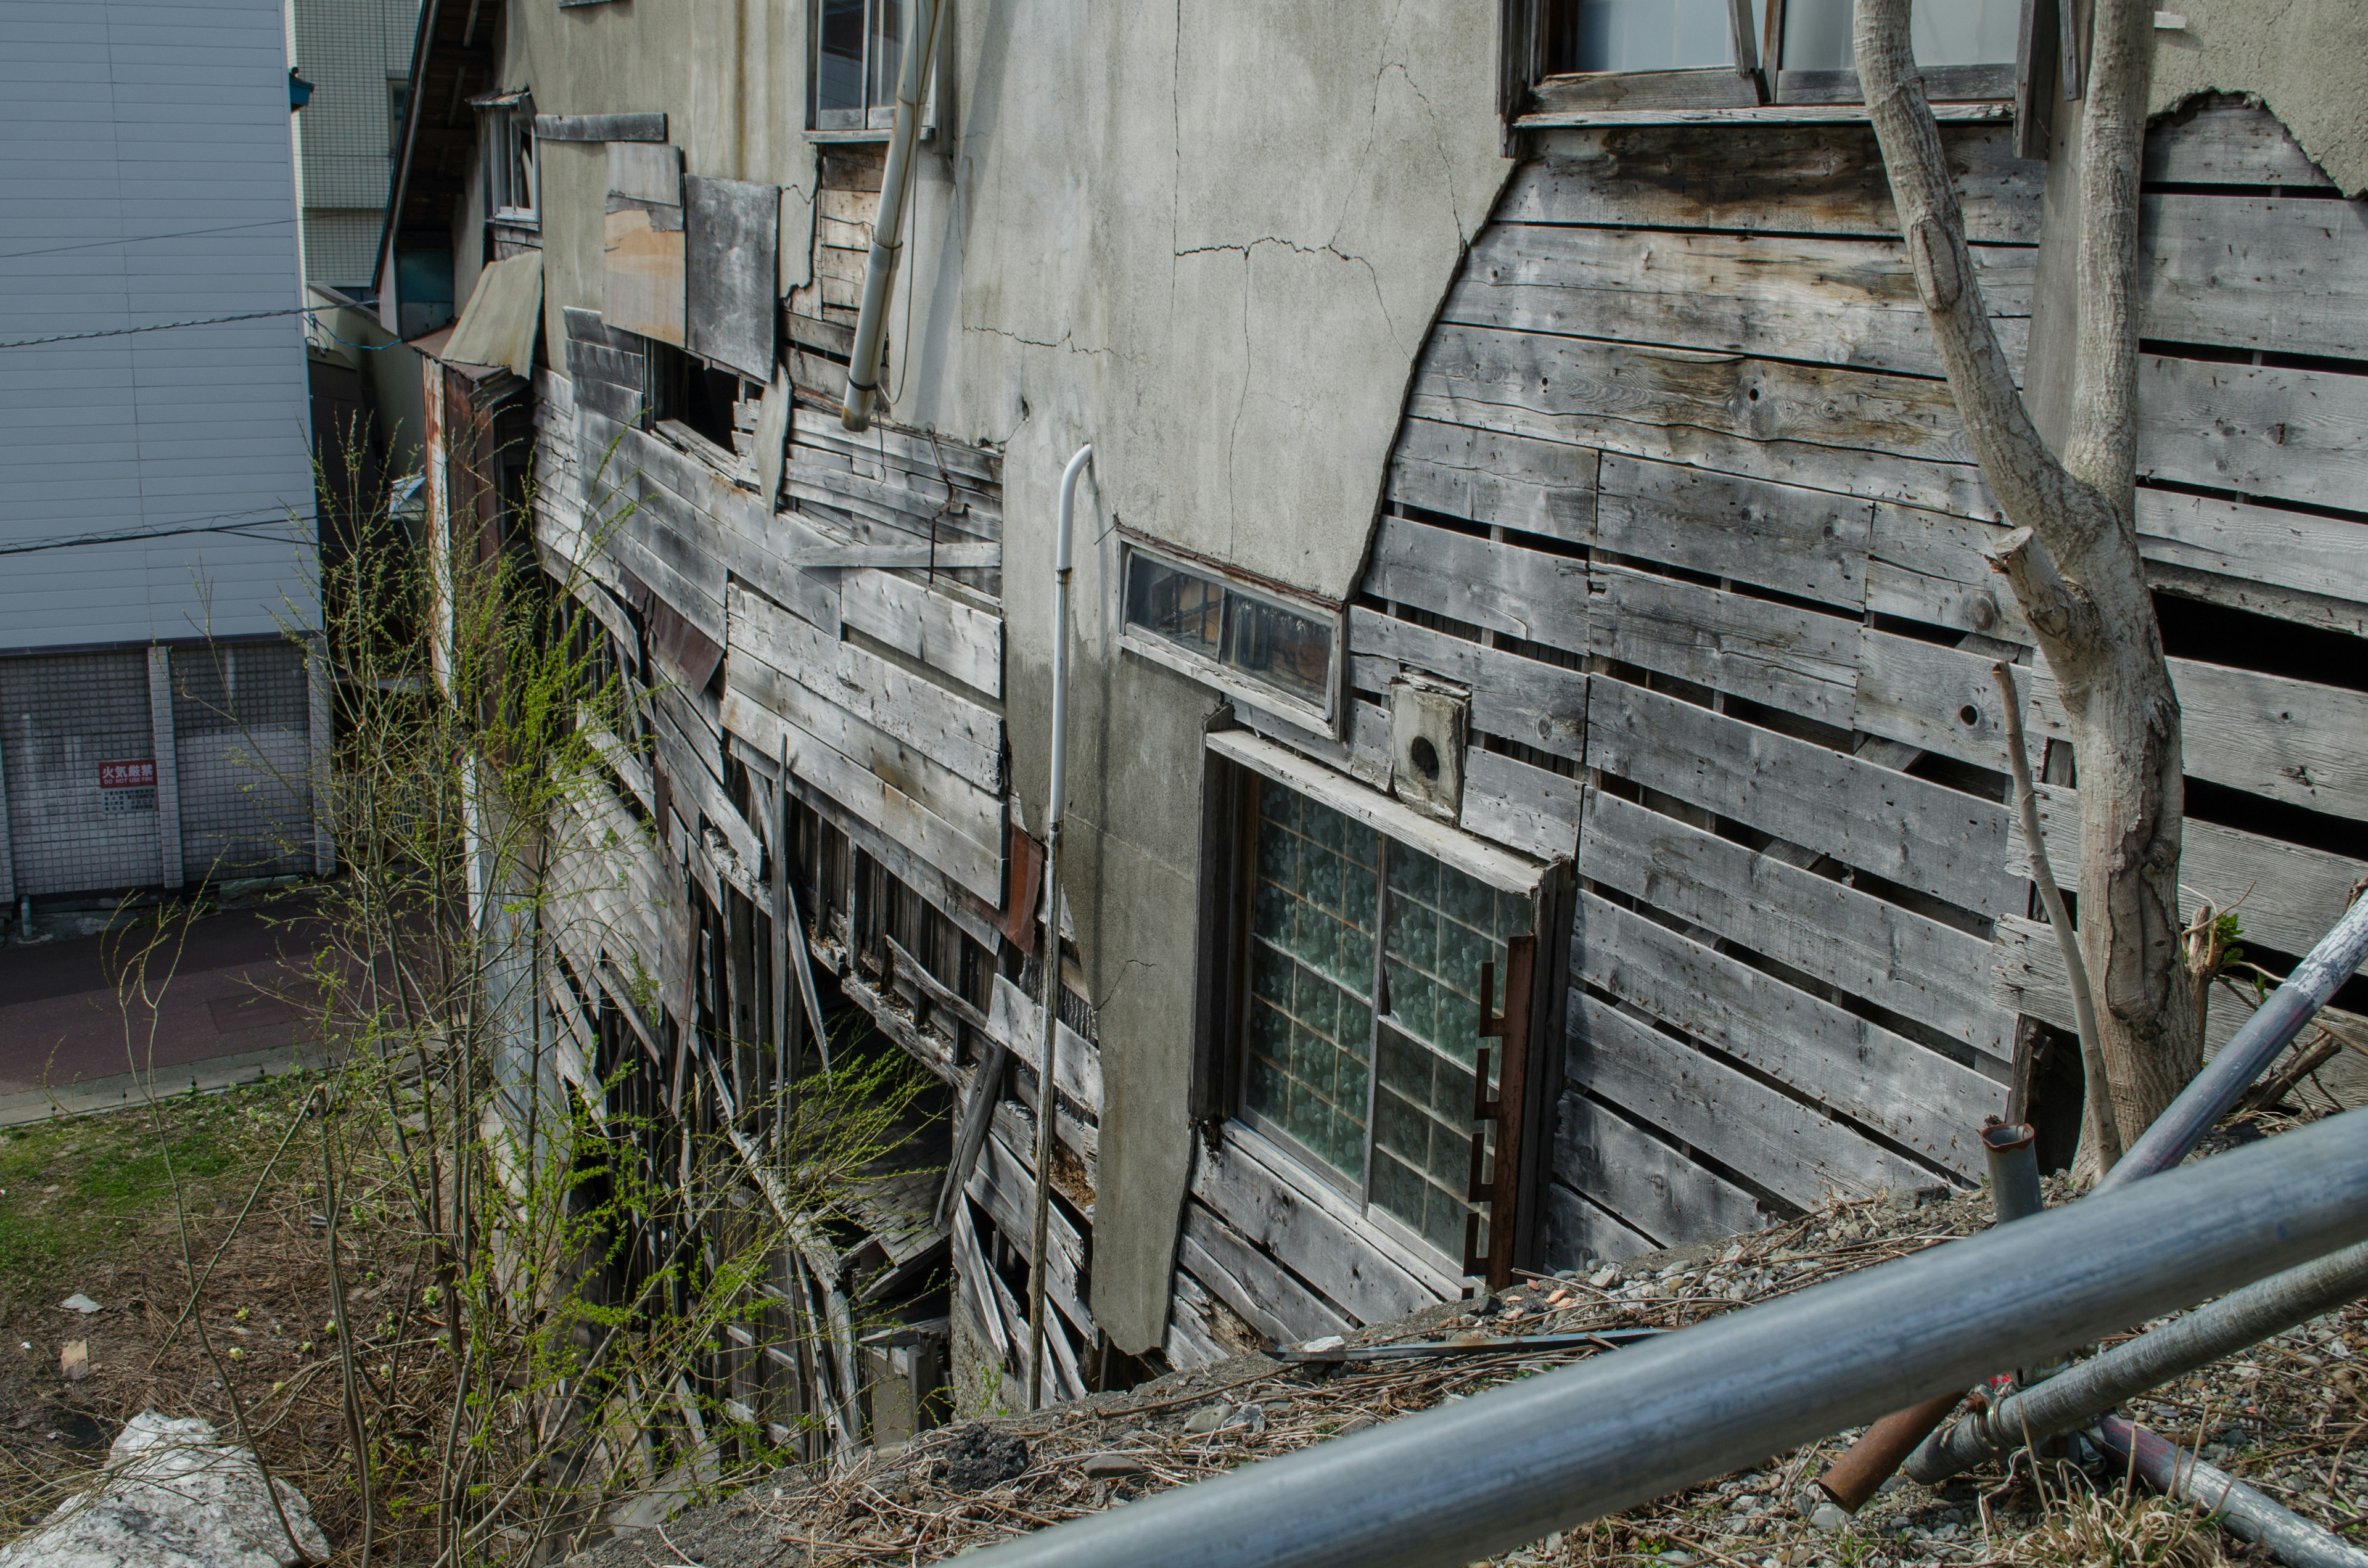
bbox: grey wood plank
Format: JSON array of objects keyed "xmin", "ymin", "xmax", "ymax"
[
  {"xmin": 2005, "ymin": 784, "xmax": 2368, "ymax": 975},
  {"xmin": 791, "ymin": 410, "xmax": 1003, "ymax": 490},
  {"xmin": 1386, "ymin": 416, "xmax": 1598, "ymax": 543},
  {"xmin": 1235, "ymin": 699, "xmax": 1394, "ymax": 794},
  {"xmin": 1553, "ymin": 1088, "xmax": 1766, "ymax": 1248},
  {"xmin": 2142, "ymin": 103, "xmax": 2335, "ymax": 188},
  {"xmin": 2020, "ymin": 657, "xmax": 2368, "ymax": 823},
  {"xmin": 2142, "ymin": 194, "xmax": 2368, "ymax": 360},
  {"xmin": 728, "ymin": 581, "xmax": 1003, "ymax": 791},
  {"xmin": 986, "ymin": 974, "xmax": 1104, "ymax": 1117},
  {"xmin": 1595, "ymin": 454, "xmax": 1869, "ymax": 609},
  {"xmin": 2137, "ymin": 355, "xmax": 2368, "ymax": 511},
  {"xmin": 1447, "ymin": 223, "xmax": 2032, "ymax": 380},
  {"xmin": 1190, "ymin": 1131, "xmax": 1448, "ymax": 1327},
  {"xmin": 1852, "ymin": 625, "xmax": 2021, "ymax": 771},
  {"xmin": 686, "ymin": 176, "xmax": 781, "ymax": 382},
  {"xmin": 1581, "ymin": 788, "xmax": 2015, "ymax": 1062},
  {"xmin": 2135, "ymin": 488, "xmax": 2368, "ymax": 617},
  {"xmin": 784, "ymin": 451, "xmax": 1000, "ymax": 544},
  {"xmin": 1163, "ymin": 1266, "xmax": 1233, "ymax": 1369},
  {"xmin": 1460, "ymin": 745, "xmax": 1582, "ymax": 863},
  {"xmin": 1510, "ymin": 122, "xmax": 2042, "ymax": 244},
  {"xmin": 839, "ymin": 569, "xmax": 1005, "ymax": 699},
  {"xmin": 1566, "ymin": 990, "xmax": 1944, "ymax": 1209},
  {"xmin": 1587, "ymin": 565, "xmax": 1859, "ymax": 726},
  {"xmin": 1589, "ymin": 676, "xmax": 2019, "ymax": 919},
  {"xmin": 966, "ymin": 1130, "xmax": 1093, "ymax": 1338},
  {"xmin": 1346, "ymin": 607, "xmax": 1586, "ymax": 761},
  {"xmin": 1180, "ymin": 1201, "xmax": 1354, "ymax": 1345},
  {"xmin": 1865, "ymin": 499, "xmax": 2035, "ymax": 644},
  {"xmin": 1541, "ymin": 1180, "xmax": 1656, "ymax": 1270},
  {"xmin": 1365, "ymin": 514, "xmax": 1589, "ymax": 654},
  {"xmin": 1577, "ymin": 892, "xmax": 2001, "ymax": 1175}
]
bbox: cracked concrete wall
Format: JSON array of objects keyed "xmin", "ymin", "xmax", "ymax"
[
  {"xmin": 483, "ymin": 0, "xmax": 1510, "ymax": 1359},
  {"xmin": 2148, "ymin": 0, "xmax": 2368, "ymax": 195}
]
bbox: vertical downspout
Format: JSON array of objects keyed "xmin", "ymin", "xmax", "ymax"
[
  {"xmin": 1027, "ymin": 443, "xmax": 1093, "ymax": 1410},
  {"xmin": 840, "ymin": 0, "xmax": 945, "ymax": 432}
]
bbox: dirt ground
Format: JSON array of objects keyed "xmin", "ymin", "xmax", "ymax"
[{"xmin": 582, "ymin": 1112, "xmax": 2363, "ymax": 1568}]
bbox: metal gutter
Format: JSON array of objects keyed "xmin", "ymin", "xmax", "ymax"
[{"xmin": 945, "ymin": 1108, "xmax": 2368, "ymax": 1568}]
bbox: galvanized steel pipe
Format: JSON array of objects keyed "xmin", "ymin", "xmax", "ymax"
[
  {"xmin": 1907, "ymin": 1238, "xmax": 2368, "ymax": 1485},
  {"xmin": 953, "ymin": 1110, "xmax": 2368, "ymax": 1568},
  {"xmin": 2095, "ymin": 1416, "xmax": 2368, "ymax": 1568},
  {"xmin": 840, "ymin": 0, "xmax": 946, "ymax": 432},
  {"xmin": 2101, "ymin": 892, "xmax": 2368, "ymax": 1191}
]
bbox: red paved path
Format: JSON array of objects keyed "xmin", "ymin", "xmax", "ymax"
[{"xmin": 0, "ymin": 906, "xmax": 322, "ymax": 1096}]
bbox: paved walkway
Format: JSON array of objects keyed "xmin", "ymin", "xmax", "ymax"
[{"xmin": 0, "ymin": 903, "xmax": 330, "ymax": 1123}]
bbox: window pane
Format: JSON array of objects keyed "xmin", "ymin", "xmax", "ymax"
[
  {"xmin": 1243, "ymin": 789, "xmax": 1378, "ymax": 1183},
  {"xmin": 1780, "ymin": 0, "xmax": 2018, "ymax": 69},
  {"xmin": 1563, "ymin": 0, "xmax": 1738, "ymax": 72},
  {"xmin": 1223, "ymin": 593, "xmax": 1331, "ymax": 708},
  {"xmin": 868, "ymin": 0, "xmax": 905, "ymax": 123},
  {"xmin": 1124, "ymin": 552, "xmax": 1223, "ymax": 659},
  {"xmin": 818, "ymin": 0, "xmax": 866, "ymax": 117}
]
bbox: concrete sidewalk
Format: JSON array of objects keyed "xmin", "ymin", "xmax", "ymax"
[{"xmin": 0, "ymin": 903, "xmax": 331, "ymax": 1125}]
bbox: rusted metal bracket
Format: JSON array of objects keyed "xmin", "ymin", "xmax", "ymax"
[{"xmin": 1463, "ymin": 932, "xmax": 1536, "ymax": 1292}]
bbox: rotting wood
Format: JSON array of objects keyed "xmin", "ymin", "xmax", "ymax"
[
  {"xmin": 1580, "ymin": 788, "xmax": 2014, "ymax": 1062},
  {"xmin": 965, "ymin": 1130, "xmax": 1092, "ymax": 1337},
  {"xmin": 1553, "ymin": 1088, "xmax": 1765, "ymax": 1247},
  {"xmin": 1447, "ymin": 223, "xmax": 2033, "ymax": 380},
  {"xmin": 1587, "ymin": 565, "xmax": 1859, "ymax": 725},
  {"xmin": 685, "ymin": 176, "xmax": 781, "ymax": 381},
  {"xmin": 535, "ymin": 112, "xmax": 666, "ymax": 142},
  {"xmin": 1180, "ymin": 1200, "xmax": 1355, "ymax": 1346},
  {"xmin": 1577, "ymin": 891, "xmax": 2001, "ymax": 1175},
  {"xmin": 1190, "ymin": 1130, "xmax": 1451, "ymax": 1326},
  {"xmin": 985, "ymin": 973, "xmax": 1104, "ymax": 1115},
  {"xmin": 1566, "ymin": 990, "xmax": 1941, "ymax": 1207},
  {"xmin": 1542, "ymin": 1180, "xmax": 1657, "ymax": 1269},
  {"xmin": 1162, "ymin": 1266, "xmax": 1230, "ymax": 1369},
  {"xmin": 839, "ymin": 569, "xmax": 1005, "ymax": 699},
  {"xmin": 1588, "ymin": 676, "xmax": 2017, "ymax": 919}
]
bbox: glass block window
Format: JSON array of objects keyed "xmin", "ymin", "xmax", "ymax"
[{"xmin": 1240, "ymin": 779, "xmax": 1534, "ymax": 1263}]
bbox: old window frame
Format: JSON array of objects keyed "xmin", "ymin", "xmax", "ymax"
[
  {"xmin": 1117, "ymin": 538, "xmax": 1344, "ymax": 734},
  {"xmin": 1191, "ymin": 729, "xmax": 1569, "ymax": 1284},
  {"xmin": 1501, "ymin": 0, "xmax": 2028, "ymax": 120},
  {"xmin": 474, "ymin": 92, "xmax": 538, "ymax": 227},
  {"xmin": 808, "ymin": 0, "xmax": 939, "ymax": 142}
]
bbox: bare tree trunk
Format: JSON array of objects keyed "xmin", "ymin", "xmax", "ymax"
[{"xmin": 1856, "ymin": 0, "xmax": 2197, "ymax": 1172}]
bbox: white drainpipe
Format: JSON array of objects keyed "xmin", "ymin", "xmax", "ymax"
[
  {"xmin": 1027, "ymin": 441, "xmax": 1092, "ymax": 1410},
  {"xmin": 840, "ymin": 0, "xmax": 945, "ymax": 432}
]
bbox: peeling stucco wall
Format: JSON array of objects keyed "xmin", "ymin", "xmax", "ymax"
[{"xmin": 2148, "ymin": 0, "xmax": 2368, "ymax": 194}]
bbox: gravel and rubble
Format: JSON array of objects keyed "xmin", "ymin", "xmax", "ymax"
[{"xmin": 583, "ymin": 1122, "xmax": 2364, "ymax": 1568}]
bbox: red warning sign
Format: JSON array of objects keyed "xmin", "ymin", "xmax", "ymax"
[{"xmin": 99, "ymin": 758, "xmax": 157, "ymax": 790}]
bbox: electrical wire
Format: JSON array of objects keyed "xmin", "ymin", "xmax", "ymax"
[
  {"xmin": 0, "ymin": 305, "xmax": 317, "ymax": 351},
  {"xmin": 0, "ymin": 217, "xmax": 297, "ymax": 263},
  {"xmin": 0, "ymin": 509, "xmax": 315, "ymax": 560}
]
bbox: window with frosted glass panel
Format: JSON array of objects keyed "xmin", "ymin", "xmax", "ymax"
[
  {"xmin": 1124, "ymin": 552, "xmax": 1222, "ymax": 660},
  {"xmin": 1226, "ymin": 594, "xmax": 1331, "ymax": 708},
  {"xmin": 1238, "ymin": 780, "xmax": 1534, "ymax": 1264},
  {"xmin": 1375, "ymin": 847, "xmax": 1528, "ymax": 1258},
  {"xmin": 1243, "ymin": 787, "xmax": 1378, "ymax": 1182},
  {"xmin": 1779, "ymin": 0, "xmax": 2018, "ymax": 69}
]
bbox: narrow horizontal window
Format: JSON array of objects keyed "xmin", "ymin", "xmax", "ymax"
[
  {"xmin": 1119, "ymin": 543, "xmax": 1341, "ymax": 727},
  {"xmin": 1779, "ymin": 0, "xmax": 2018, "ymax": 71}
]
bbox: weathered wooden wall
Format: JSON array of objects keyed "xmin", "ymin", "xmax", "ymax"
[{"xmin": 1166, "ymin": 102, "xmax": 2368, "ymax": 1356}]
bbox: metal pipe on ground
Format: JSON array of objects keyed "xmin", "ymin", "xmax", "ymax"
[
  {"xmin": 1817, "ymin": 1119, "xmax": 2047, "ymax": 1511},
  {"xmin": 2094, "ymin": 1415, "xmax": 2368, "ymax": 1568},
  {"xmin": 947, "ymin": 1110, "xmax": 2368, "ymax": 1568},
  {"xmin": 1907, "ymin": 1238, "xmax": 2368, "ymax": 1486}
]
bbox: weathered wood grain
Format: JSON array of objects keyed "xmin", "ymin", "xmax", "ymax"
[
  {"xmin": 1865, "ymin": 499, "xmax": 2033, "ymax": 643},
  {"xmin": 1595, "ymin": 455, "xmax": 1869, "ymax": 609},
  {"xmin": 1460, "ymin": 745, "xmax": 1582, "ymax": 863},
  {"xmin": 1541, "ymin": 1181, "xmax": 1656, "ymax": 1269},
  {"xmin": 1566, "ymin": 990, "xmax": 1945, "ymax": 1207},
  {"xmin": 2136, "ymin": 488, "xmax": 2368, "ymax": 614},
  {"xmin": 1852, "ymin": 626, "xmax": 2020, "ymax": 770},
  {"xmin": 685, "ymin": 176, "xmax": 781, "ymax": 381},
  {"xmin": 535, "ymin": 112, "xmax": 667, "ymax": 142},
  {"xmin": 986, "ymin": 974, "xmax": 1104, "ymax": 1116},
  {"xmin": 1386, "ymin": 417, "xmax": 1598, "ymax": 543},
  {"xmin": 1180, "ymin": 1201, "xmax": 1354, "ymax": 1345},
  {"xmin": 2142, "ymin": 194, "xmax": 2368, "ymax": 360},
  {"xmin": 1577, "ymin": 892, "xmax": 2000, "ymax": 1175},
  {"xmin": 1365, "ymin": 514, "xmax": 1590, "ymax": 654},
  {"xmin": 1587, "ymin": 565, "xmax": 1859, "ymax": 726},
  {"xmin": 1191, "ymin": 1129, "xmax": 1452, "ymax": 1325},
  {"xmin": 1553, "ymin": 1088, "xmax": 1765, "ymax": 1247},
  {"xmin": 839, "ymin": 569, "xmax": 1005, "ymax": 699},
  {"xmin": 2142, "ymin": 103, "xmax": 2336, "ymax": 189},
  {"xmin": 1589, "ymin": 677, "xmax": 2018, "ymax": 918},
  {"xmin": 1448, "ymin": 223, "xmax": 2031, "ymax": 379},
  {"xmin": 1581, "ymin": 789, "xmax": 2015, "ymax": 1062},
  {"xmin": 2137, "ymin": 355, "xmax": 2368, "ymax": 512},
  {"xmin": 1347, "ymin": 608, "xmax": 1586, "ymax": 761},
  {"xmin": 1162, "ymin": 1266, "xmax": 1231, "ymax": 1369},
  {"xmin": 1510, "ymin": 122, "xmax": 2041, "ymax": 244},
  {"xmin": 728, "ymin": 581, "xmax": 1003, "ymax": 790},
  {"xmin": 965, "ymin": 1130, "xmax": 1091, "ymax": 1335}
]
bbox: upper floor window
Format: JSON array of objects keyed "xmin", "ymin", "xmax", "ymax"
[
  {"xmin": 1523, "ymin": 0, "xmax": 2019, "ymax": 115},
  {"xmin": 1119, "ymin": 541, "xmax": 1340, "ymax": 730},
  {"xmin": 814, "ymin": 0, "xmax": 907, "ymax": 134},
  {"xmin": 476, "ymin": 94, "xmax": 537, "ymax": 224}
]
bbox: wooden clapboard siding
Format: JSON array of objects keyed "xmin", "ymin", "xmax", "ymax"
[
  {"xmin": 1365, "ymin": 513, "xmax": 1589, "ymax": 649},
  {"xmin": 1581, "ymin": 789, "xmax": 2013, "ymax": 1063},
  {"xmin": 1594, "ymin": 456, "xmax": 1870, "ymax": 609},
  {"xmin": 2142, "ymin": 100, "xmax": 2336, "ymax": 187},
  {"xmin": 840, "ymin": 569, "xmax": 1005, "ymax": 699},
  {"xmin": 1542, "ymin": 1181, "xmax": 1657, "ymax": 1269},
  {"xmin": 1178, "ymin": 1199, "xmax": 1355, "ymax": 1347},
  {"xmin": 2136, "ymin": 355, "xmax": 2368, "ymax": 512},
  {"xmin": 1461, "ymin": 746, "xmax": 1582, "ymax": 863},
  {"xmin": 1445, "ymin": 223, "xmax": 2032, "ymax": 380},
  {"xmin": 2141, "ymin": 194, "xmax": 2368, "ymax": 361},
  {"xmin": 1386, "ymin": 417, "xmax": 1599, "ymax": 541},
  {"xmin": 1553, "ymin": 1088, "xmax": 1765, "ymax": 1247},
  {"xmin": 1587, "ymin": 566, "xmax": 1860, "ymax": 726},
  {"xmin": 1590, "ymin": 677, "xmax": 2018, "ymax": 919},
  {"xmin": 1347, "ymin": 607, "xmax": 1586, "ymax": 760}
]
